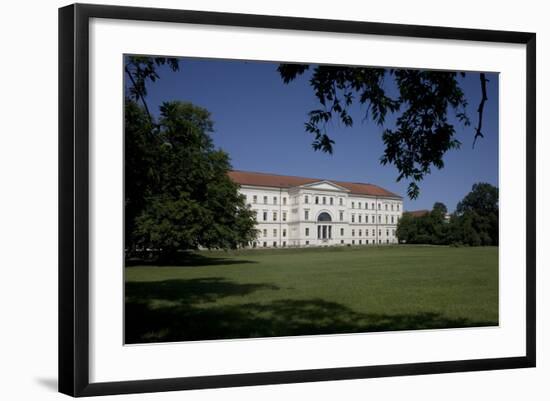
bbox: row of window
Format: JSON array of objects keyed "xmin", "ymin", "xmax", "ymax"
[
  {"xmin": 262, "ymin": 228, "xmax": 288, "ymax": 238},
  {"xmin": 351, "ymin": 201, "xmax": 400, "ymax": 211},
  {"xmin": 303, "ymin": 195, "xmax": 400, "ymax": 211},
  {"xmin": 252, "ymin": 239, "xmax": 395, "ymax": 248},
  {"xmin": 258, "ymin": 211, "xmax": 288, "ymax": 222},
  {"xmin": 246, "ymin": 194, "xmax": 401, "ymax": 211},
  {"xmin": 351, "ymin": 214, "xmax": 400, "ymax": 224},
  {"xmin": 248, "ymin": 195, "xmax": 288, "ymax": 205},
  {"xmin": 262, "ymin": 227, "xmax": 396, "ymax": 238}
]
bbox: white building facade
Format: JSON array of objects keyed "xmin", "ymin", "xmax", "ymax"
[{"xmin": 229, "ymin": 171, "xmax": 403, "ymax": 248}]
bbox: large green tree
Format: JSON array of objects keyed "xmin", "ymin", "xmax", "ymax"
[
  {"xmin": 131, "ymin": 101, "xmax": 258, "ymax": 257},
  {"xmin": 124, "ymin": 56, "xmax": 258, "ymax": 259},
  {"xmin": 396, "ymin": 183, "xmax": 498, "ymax": 246},
  {"xmin": 278, "ymin": 65, "xmax": 489, "ymax": 199}
]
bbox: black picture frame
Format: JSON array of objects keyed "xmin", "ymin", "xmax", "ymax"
[{"xmin": 59, "ymin": 3, "xmax": 536, "ymax": 397}]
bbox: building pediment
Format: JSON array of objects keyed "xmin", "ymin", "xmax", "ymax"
[{"xmin": 298, "ymin": 180, "xmax": 351, "ymax": 193}]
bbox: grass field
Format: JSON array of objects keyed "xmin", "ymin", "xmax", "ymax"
[{"xmin": 125, "ymin": 245, "xmax": 498, "ymax": 343}]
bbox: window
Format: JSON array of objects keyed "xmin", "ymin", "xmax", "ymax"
[
  {"xmin": 385, "ymin": 215, "xmax": 388, "ymax": 224},
  {"xmin": 351, "ymin": 214, "xmax": 355, "ymax": 223},
  {"xmin": 305, "ymin": 228, "xmax": 309, "ymax": 236},
  {"xmin": 283, "ymin": 229, "xmax": 287, "ymax": 237},
  {"xmin": 339, "ymin": 198, "xmax": 343, "ymax": 206},
  {"xmin": 359, "ymin": 229, "xmax": 362, "ymax": 236},
  {"xmin": 283, "ymin": 241, "xmax": 286, "ymax": 247},
  {"xmin": 340, "ymin": 228, "xmax": 344, "ymax": 236},
  {"xmin": 385, "ymin": 204, "xmax": 388, "ymax": 211},
  {"xmin": 339, "ymin": 211, "xmax": 344, "ymax": 221},
  {"xmin": 263, "ymin": 196, "xmax": 268, "ymax": 204},
  {"xmin": 330, "ymin": 197, "xmax": 334, "ymax": 205},
  {"xmin": 378, "ymin": 215, "xmax": 381, "ymax": 223},
  {"xmin": 273, "ymin": 196, "xmax": 278, "ymax": 205},
  {"xmin": 263, "ymin": 229, "xmax": 267, "ymax": 237},
  {"xmin": 315, "ymin": 196, "xmax": 319, "ymax": 204},
  {"xmin": 273, "ymin": 212, "xmax": 278, "ymax": 221},
  {"xmin": 379, "ymin": 229, "xmax": 382, "ymax": 236},
  {"xmin": 253, "ymin": 242, "xmax": 257, "ymax": 248},
  {"xmin": 263, "ymin": 211, "xmax": 267, "ymax": 221},
  {"xmin": 322, "ymin": 196, "xmax": 326, "ymax": 205},
  {"xmin": 358, "ymin": 215, "xmax": 362, "ymax": 223},
  {"xmin": 366, "ymin": 239, "xmax": 369, "ymax": 244},
  {"xmin": 371, "ymin": 202, "xmax": 375, "ymax": 209},
  {"xmin": 358, "ymin": 202, "xmax": 361, "ymax": 209},
  {"xmin": 366, "ymin": 203, "xmax": 369, "ymax": 210},
  {"xmin": 283, "ymin": 212, "xmax": 287, "ymax": 222},
  {"xmin": 351, "ymin": 201, "xmax": 355, "ymax": 209},
  {"xmin": 371, "ymin": 215, "xmax": 375, "ymax": 223},
  {"xmin": 391, "ymin": 216, "xmax": 394, "ymax": 223},
  {"xmin": 391, "ymin": 204, "xmax": 394, "ymax": 211},
  {"xmin": 378, "ymin": 203, "xmax": 381, "ymax": 210},
  {"xmin": 386, "ymin": 239, "xmax": 389, "ymax": 244},
  {"xmin": 305, "ymin": 240, "xmax": 310, "ymax": 245},
  {"xmin": 273, "ymin": 229, "xmax": 277, "ymax": 237},
  {"xmin": 305, "ymin": 195, "xmax": 309, "ymax": 204},
  {"xmin": 386, "ymin": 229, "xmax": 389, "ymax": 236},
  {"xmin": 359, "ymin": 240, "xmax": 362, "ymax": 244},
  {"xmin": 341, "ymin": 240, "xmax": 344, "ymax": 244},
  {"xmin": 304, "ymin": 210, "xmax": 309, "ymax": 220},
  {"xmin": 397, "ymin": 204, "xmax": 400, "ymax": 211},
  {"xmin": 253, "ymin": 195, "xmax": 257, "ymax": 203},
  {"xmin": 352, "ymin": 240, "xmax": 355, "ymax": 245},
  {"xmin": 263, "ymin": 242, "xmax": 267, "ymax": 247},
  {"xmin": 352, "ymin": 229, "xmax": 355, "ymax": 237},
  {"xmin": 372, "ymin": 229, "xmax": 375, "ymax": 236},
  {"xmin": 273, "ymin": 241, "xmax": 277, "ymax": 247},
  {"xmin": 284, "ymin": 197, "xmax": 288, "ymax": 205}
]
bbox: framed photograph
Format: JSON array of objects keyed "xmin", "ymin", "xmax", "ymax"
[{"xmin": 58, "ymin": 3, "xmax": 536, "ymax": 397}]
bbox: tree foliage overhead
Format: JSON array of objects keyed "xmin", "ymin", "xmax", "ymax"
[
  {"xmin": 278, "ymin": 64, "xmax": 485, "ymax": 199},
  {"xmin": 124, "ymin": 56, "xmax": 180, "ymax": 121}
]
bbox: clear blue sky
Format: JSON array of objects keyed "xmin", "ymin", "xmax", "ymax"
[{"xmin": 133, "ymin": 57, "xmax": 499, "ymax": 213}]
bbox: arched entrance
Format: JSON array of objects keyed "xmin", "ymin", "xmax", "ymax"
[{"xmin": 317, "ymin": 212, "xmax": 332, "ymax": 242}]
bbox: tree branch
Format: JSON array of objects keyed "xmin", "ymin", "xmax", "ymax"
[
  {"xmin": 473, "ymin": 72, "xmax": 488, "ymax": 148},
  {"xmin": 125, "ymin": 65, "xmax": 153, "ymax": 123}
]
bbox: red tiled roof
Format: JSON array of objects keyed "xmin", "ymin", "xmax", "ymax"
[
  {"xmin": 228, "ymin": 170, "xmax": 402, "ymax": 198},
  {"xmin": 405, "ymin": 209, "xmax": 430, "ymax": 217}
]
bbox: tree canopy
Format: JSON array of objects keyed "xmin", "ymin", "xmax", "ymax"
[{"xmin": 396, "ymin": 183, "xmax": 498, "ymax": 246}]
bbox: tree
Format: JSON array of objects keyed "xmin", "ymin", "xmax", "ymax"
[
  {"xmin": 456, "ymin": 183, "xmax": 499, "ymax": 216},
  {"xmin": 278, "ymin": 65, "xmax": 489, "ymax": 199},
  {"xmin": 455, "ymin": 183, "xmax": 498, "ymax": 246},
  {"xmin": 124, "ymin": 98, "xmax": 157, "ymax": 253},
  {"xmin": 124, "ymin": 57, "xmax": 258, "ymax": 260},
  {"xmin": 125, "ymin": 100, "xmax": 258, "ymax": 260}
]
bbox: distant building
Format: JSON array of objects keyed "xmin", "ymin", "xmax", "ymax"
[
  {"xmin": 228, "ymin": 170, "xmax": 403, "ymax": 248},
  {"xmin": 405, "ymin": 210, "xmax": 430, "ymax": 218},
  {"xmin": 405, "ymin": 209, "xmax": 451, "ymax": 223}
]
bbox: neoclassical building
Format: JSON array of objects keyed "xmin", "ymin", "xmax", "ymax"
[{"xmin": 228, "ymin": 170, "xmax": 403, "ymax": 248}]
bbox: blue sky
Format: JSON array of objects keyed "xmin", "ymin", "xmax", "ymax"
[{"xmin": 132, "ymin": 57, "xmax": 499, "ymax": 212}]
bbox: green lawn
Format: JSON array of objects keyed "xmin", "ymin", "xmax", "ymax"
[{"xmin": 125, "ymin": 245, "xmax": 498, "ymax": 343}]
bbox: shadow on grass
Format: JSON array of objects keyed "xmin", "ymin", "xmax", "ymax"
[
  {"xmin": 126, "ymin": 251, "xmax": 258, "ymax": 267},
  {"xmin": 125, "ymin": 278, "xmax": 497, "ymax": 344}
]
